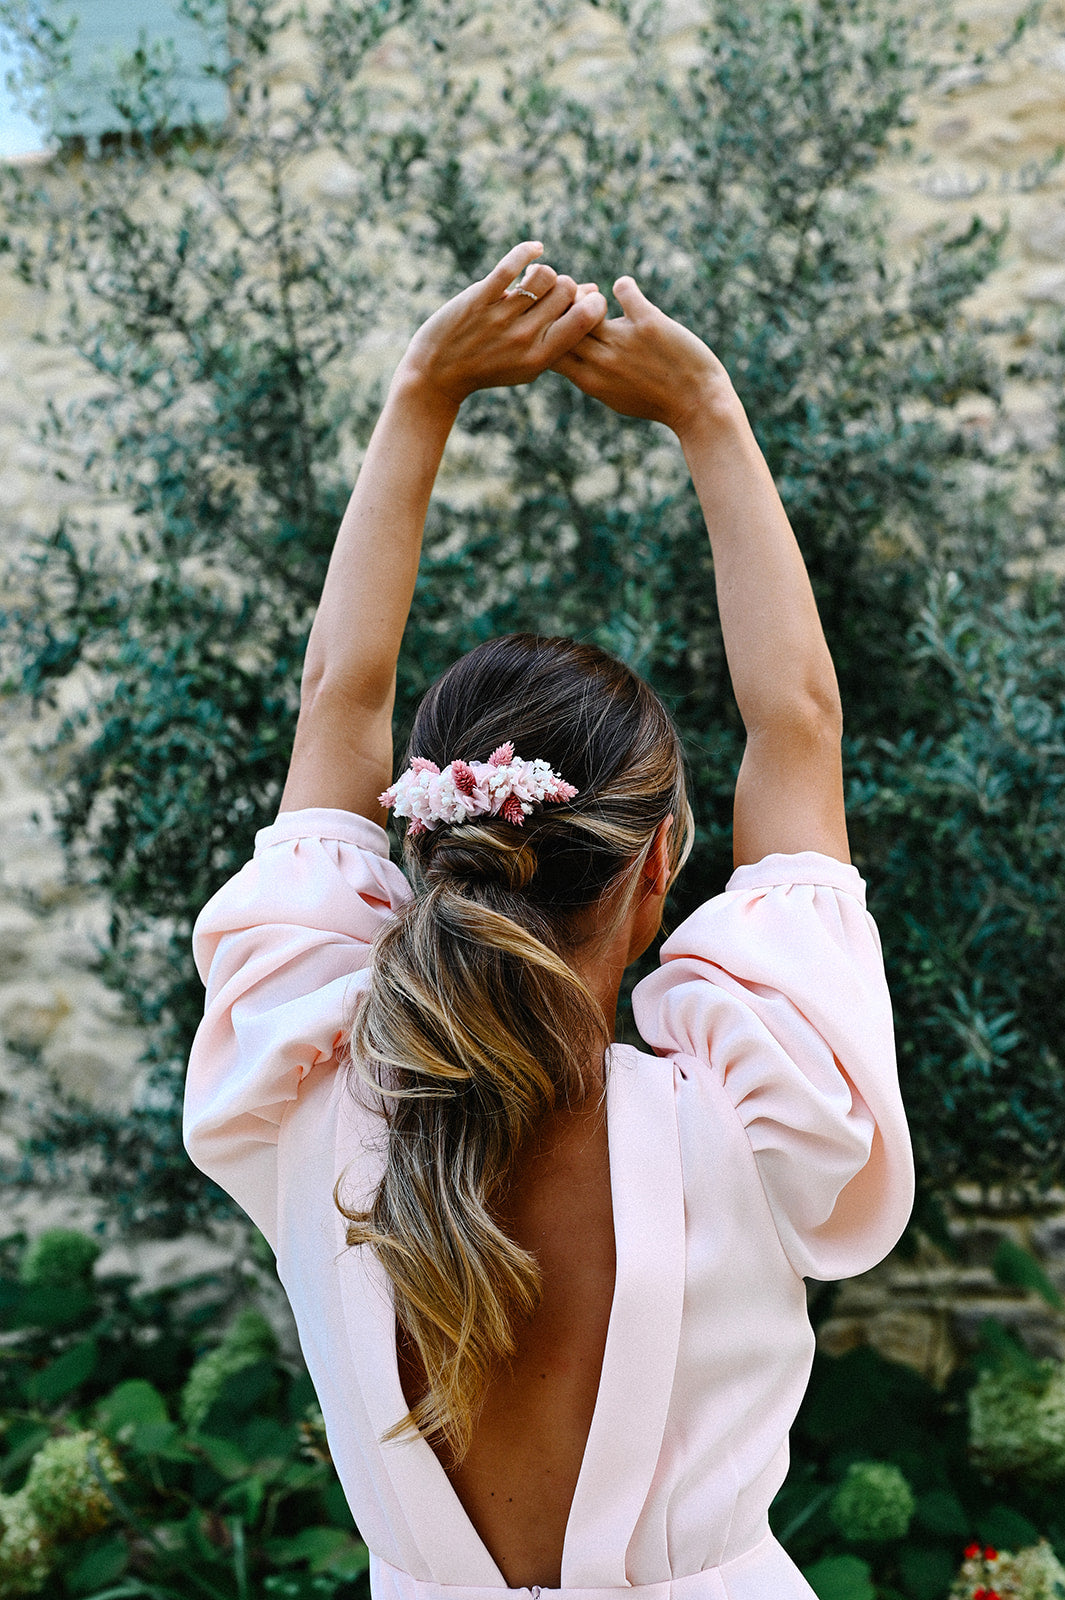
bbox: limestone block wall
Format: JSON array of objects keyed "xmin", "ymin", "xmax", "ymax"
[
  {"xmin": 821, "ymin": 1190, "xmax": 1065, "ymax": 1381},
  {"xmin": 1, "ymin": 0, "xmax": 1065, "ymax": 1366}
]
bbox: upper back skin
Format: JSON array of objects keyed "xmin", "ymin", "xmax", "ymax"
[{"xmin": 396, "ymin": 1095, "xmax": 618, "ymax": 1590}]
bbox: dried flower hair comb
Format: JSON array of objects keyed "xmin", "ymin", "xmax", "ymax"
[{"xmin": 380, "ymin": 742, "xmax": 578, "ymax": 837}]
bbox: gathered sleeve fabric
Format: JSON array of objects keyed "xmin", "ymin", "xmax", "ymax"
[
  {"xmin": 183, "ymin": 808, "xmax": 411, "ymax": 1249},
  {"xmin": 632, "ymin": 852, "xmax": 913, "ymax": 1281}
]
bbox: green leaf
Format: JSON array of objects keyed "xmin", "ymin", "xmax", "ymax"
[
  {"xmin": 97, "ymin": 1378, "xmax": 170, "ymax": 1432},
  {"xmin": 0, "ymin": 1422, "xmax": 50, "ymax": 1484},
  {"xmin": 896, "ymin": 1544, "xmax": 958, "ymax": 1600},
  {"xmin": 801, "ymin": 1554, "xmax": 875, "ymax": 1600},
  {"xmin": 194, "ymin": 1434, "xmax": 252, "ymax": 1480},
  {"xmin": 1, "ymin": 1282, "xmax": 95, "ymax": 1331},
  {"xmin": 915, "ymin": 1487, "xmax": 970, "ymax": 1537},
  {"xmin": 992, "ymin": 1238, "xmax": 1065, "ymax": 1308},
  {"xmin": 263, "ymin": 1577, "xmax": 340, "ymax": 1599},
  {"xmin": 65, "ymin": 1535, "xmax": 129, "ymax": 1593},
  {"xmin": 318, "ymin": 1539, "xmax": 369, "ymax": 1580},
  {"xmin": 24, "ymin": 1335, "xmax": 98, "ymax": 1402},
  {"xmin": 264, "ymin": 1527, "xmax": 356, "ymax": 1569},
  {"xmin": 96, "ymin": 1379, "xmax": 178, "ymax": 1454},
  {"xmin": 322, "ymin": 1477, "xmax": 355, "ymax": 1527},
  {"xmin": 977, "ymin": 1505, "xmax": 1041, "ymax": 1549}
]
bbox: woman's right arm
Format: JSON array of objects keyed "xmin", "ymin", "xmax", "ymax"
[{"xmin": 554, "ymin": 279, "xmax": 848, "ymax": 869}]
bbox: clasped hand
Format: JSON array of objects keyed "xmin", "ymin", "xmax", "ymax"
[{"xmin": 398, "ymin": 240, "xmax": 734, "ymax": 438}]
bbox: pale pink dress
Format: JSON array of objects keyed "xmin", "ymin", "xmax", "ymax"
[{"xmin": 184, "ymin": 808, "xmax": 914, "ymax": 1600}]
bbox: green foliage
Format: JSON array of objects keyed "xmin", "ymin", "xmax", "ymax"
[
  {"xmin": 829, "ymin": 1462, "xmax": 915, "ymax": 1543},
  {"xmin": 0, "ymin": 0, "xmax": 1063, "ymax": 1232},
  {"xmin": 181, "ymin": 1309, "xmax": 279, "ymax": 1431},
  {"xmin": 0, "ymin": 1224, "xmax": 1063, "ymax": 1600},
  {"xmin": 18, "ymin": 1234, "xmax": 101, "ymax": 1293},
  {"xmin": 968, "ymin": 1359, "xmax": 1065, "ymax": 1484},
  {"xmin": 803, "ymin": 1553, "xmax": 876, "ymax": 1600},
  {"xmin": 0, "ymin": 1232, "xmax": 368, "ymax": 1599},
  {"xmin": 846, "ymin": 571, "xmax": 1065, "ymax": 1191},
  {"xmin": 775, "ymin": 1341, "xmax": 1065, "ymax": 1598},
  {"xmin": 994, "ymin": 1240, "xmax": 1065, "ymax": 1311}
]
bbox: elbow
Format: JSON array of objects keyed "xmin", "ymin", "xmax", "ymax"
[
  {"xmin": 809, "ymin": 680, "xmax": 844, "ymax": 742},
  {"xmin": 750, "ymin": 686, "xmax": 843, "ymax": 747},
  {"xmin": 298, "ymin": 662, "xmax": 395, "ymax": 720}
]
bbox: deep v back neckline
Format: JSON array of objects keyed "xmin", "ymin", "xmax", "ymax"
[{"xmin": 337, "ymin": 1044, "xmax": 688, "ymax": 1590}]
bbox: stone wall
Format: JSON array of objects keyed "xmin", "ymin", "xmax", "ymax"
[{"xmin": 2, "ymin": 0, "xmax": 1065, "ymax": 1361}]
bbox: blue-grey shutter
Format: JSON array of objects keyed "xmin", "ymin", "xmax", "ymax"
[{"xmin": 47, "ymin": 0, "xmax": 227, "ymax": 142}]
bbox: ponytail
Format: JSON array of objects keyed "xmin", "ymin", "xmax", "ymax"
[{"xmin": 336, "ymin": 635, "xmax": 692, "ymax": 1464}]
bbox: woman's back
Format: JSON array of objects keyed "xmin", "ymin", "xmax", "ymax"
[
  {"xmin": 399, "ymin": 1099, "xmax": 616, "ymax": 1589},
  {"xmin": 185, "ymin": 810, "xmax": 913, "ymax": 1596},
  {"xmin": 183, "ymin": 243, "xmax": 916, "ymax": 1597}
]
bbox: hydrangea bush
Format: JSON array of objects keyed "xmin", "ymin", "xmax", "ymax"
[
  {"xmin": 0, "ymin": 1227, "xmax": 1062, "ymax": 1598},
  {"xmin": 950, "ymin": 1540, "xmax": 1065, "ymax": 1600},
  {"xmin": 968, "ymin": 1362, "xmax": 1065, "ymax": 1484},
  {"xmin": 829, "ymin": 1461, "xmax": 916, "ymax": 1543},
  {"xmin": 21, "ymin": 1431, "xmax": 122, "ymax": 1542}
]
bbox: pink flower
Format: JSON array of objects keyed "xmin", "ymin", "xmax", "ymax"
[
  {"xmin": 489, "ymin": 742, "xmax": 514, "ymax": 767},
  {"xmin": 451, "ymin": 760, "xmax": 476, "ymax": 796}
]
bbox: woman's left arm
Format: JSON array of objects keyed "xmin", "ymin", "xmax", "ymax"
[{"xmin": 279, "ymin": 242, "xmax": 606, "ymax": 821}]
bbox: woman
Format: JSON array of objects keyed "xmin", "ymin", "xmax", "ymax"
[{"xmin": 184, "ymin": 241, "xmax": 914, "ymax": 1599}]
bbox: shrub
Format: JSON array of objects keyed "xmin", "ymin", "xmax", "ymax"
[
  {"xmin": 21, "ymin": 1430, "xmax": 123, "ymax": 1542},
  {"xmin": 829, "ymin": 1460, "xmax": 915, "ymax": 1542},
  {"xmin": 0, "ymin": 1494, "xmax": 51, "ymax": 1599},
  {"xmin": 951, "ymin": 1540, "xmax": 1065, "ymax": 1600},
  {"xmin": 969, "ymin": 1361, "xmax": 1065, "ymax": 1484},
  {"xmin": 17, "ymin": 1229, "xmax": 100, "ymax": 1290},
  {"xmin": 0, "ymin": 1233, "xmax": 369, "ymax": 1598},
  {"xmin": 180, "ymin": 1306, "xmax": 279, "ymax": 1430},
  {"xmin": 0, "ymin": 0, "xmax": 1063, "ymax": 1234}
]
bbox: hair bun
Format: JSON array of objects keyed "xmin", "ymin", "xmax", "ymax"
[{"xmin": 424, "ymin": 825, "xmax": 538, "ymax": 893}]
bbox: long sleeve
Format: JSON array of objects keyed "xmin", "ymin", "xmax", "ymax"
[
  {"xmin": 632, "ymin": 852, "xmax": 913, "ymax": 1280},
  {"xmin": 183, "ymin": 808, "xmax": 411, "ymax": 1248}
]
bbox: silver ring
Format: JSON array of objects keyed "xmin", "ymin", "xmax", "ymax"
[{"xmin": 513, "ymin": 287, "xmax": 539, "ymax": 302}]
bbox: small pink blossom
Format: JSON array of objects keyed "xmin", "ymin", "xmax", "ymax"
[{"xmin": 451, "ymin": 760, "xmax": 476, "ymax": 796}]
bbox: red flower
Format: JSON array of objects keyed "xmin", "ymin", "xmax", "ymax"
[
  {"xmin": 984, "ymin": 1548, "xmax": 998, "ymax": 1562},
  {"xmin": 501, "ymin": 795, "xmax": 525, "ymax": 826},
  {"xmin": 965, "ymin": 1544, "xmax": 982, "ymax": 1560},
  {"xmin": 974, "ymin": 1588, "xmax": 987, "ymax": 1599}
]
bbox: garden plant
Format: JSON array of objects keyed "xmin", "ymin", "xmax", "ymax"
[
  {"xmin": 0, "ymin": 0, "xmax": 1064, "ymax": 1595},
  {"xmin": 1, "ymin": 1229, "xmax": 1064, "ymax": 1599}
]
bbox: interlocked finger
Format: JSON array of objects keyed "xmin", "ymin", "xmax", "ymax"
[
  {"xmin": 519, "ymin": 273, "xmax": 579, "ymax": 335},
  {"xmin": 506, "ymin": 261, "xmax": 558, "ymax": 310}
]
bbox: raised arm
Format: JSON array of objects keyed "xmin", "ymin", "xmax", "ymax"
[
  {"xmin": 278, "ymin": 244, "xmax": 607, "ymax": 821},
  {"xmin": 552, "ymin": 278, "xmax": 848, "ymax": 869}
]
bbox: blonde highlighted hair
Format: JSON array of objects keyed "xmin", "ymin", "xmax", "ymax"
[{"xmin": 336, "ymin": 635, "xmax": 693, "ymax": 1464}]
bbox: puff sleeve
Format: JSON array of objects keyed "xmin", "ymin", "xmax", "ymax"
[
  {"xmin": 631, "ymin": 852, "xmax": 913, "ymax": 1280},
  {"xmin": 183, "ymin": 808, "xmax": 411, "ymax": 1248}
]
